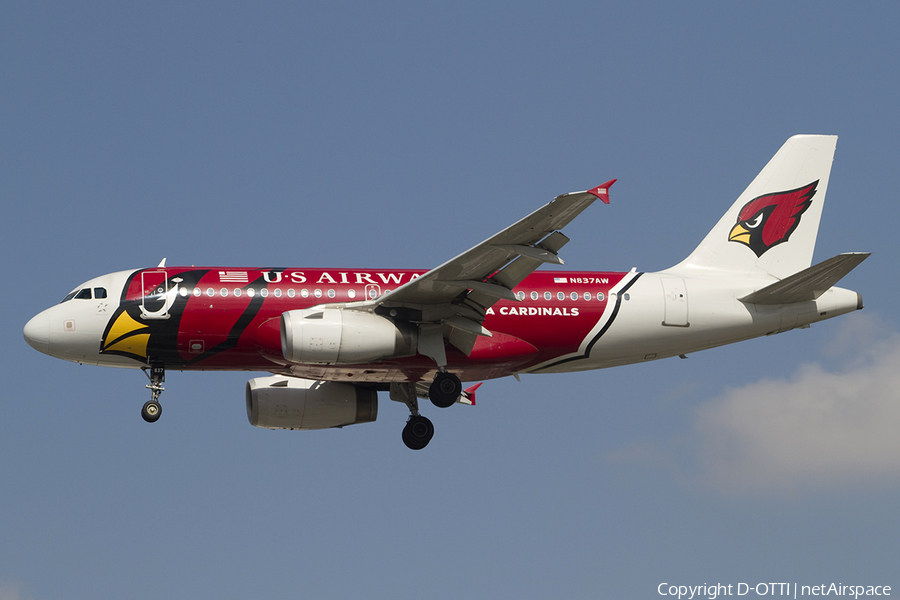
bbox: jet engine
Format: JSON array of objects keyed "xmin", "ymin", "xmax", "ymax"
[
  {"xmin": 246, "ymin": 375, "xmax": 377, "ymax": 430},
  {"xmin": 280, "ymin": 308, "xmax": 416, "ymax": 364}
]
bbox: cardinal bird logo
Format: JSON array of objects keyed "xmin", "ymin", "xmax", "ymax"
[{"xmin": 728, "ymin": 181, "xmax": 818, "ymax": 257}]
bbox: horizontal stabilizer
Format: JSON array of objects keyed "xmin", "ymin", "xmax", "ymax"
[{"xmin": 739, "ymin": 252, "xmax": 870, "ymax": 305}]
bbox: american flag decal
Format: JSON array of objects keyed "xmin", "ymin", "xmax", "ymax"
[
  {"xmin": 219, "ymin": 271, "xmax": 249, "ymax": 283},
  {"xmin": 554, "ymin": 277, "xmax": 568, "ymax": 284}
]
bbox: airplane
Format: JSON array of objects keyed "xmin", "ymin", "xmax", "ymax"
[{"xmin": 23, "ymin": 135, "xmax": 869, "ymax": 450}]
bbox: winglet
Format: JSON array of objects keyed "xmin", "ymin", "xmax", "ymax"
[
  {"xmin": 459, "ymin": 382, "xmax": 483, "ymax": 405},
  {"xmin": 587, "ymin": 179, "xmax": 617, "ymax": 204}
]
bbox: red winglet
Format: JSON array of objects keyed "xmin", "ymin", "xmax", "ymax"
[
  {"xmin": 587, "ymin": 179, "xmax": 617, "ymax": 204},
  {"xmin": 462, "ymin": 382, "xmax": 483, "ymax": 406}
]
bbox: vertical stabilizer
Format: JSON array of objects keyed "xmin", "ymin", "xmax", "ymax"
[{"xmin": 668, "ymin": 135, "xmax": 837, "ymax": 280}]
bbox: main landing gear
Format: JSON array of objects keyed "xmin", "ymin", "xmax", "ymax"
[
  {"xmin": 392, "ymin": 380, "xmax": 436, "ymax": 450},
  {"xmin": 429, "ymin": 371, "xmax": 462, "ymax": 408},
  {"xmin": 392, "ymin": 371, "xmax": 464, "ymax": 450},
  {"xmin": 402, "ymin": 415, "xmax": 435, "ymax": 451},
  {"xmin": 141, "ymin": 363, "xmax": 164, "ymax": 423}
]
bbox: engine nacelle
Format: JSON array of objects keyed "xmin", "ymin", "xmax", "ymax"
[
  {"xmin": 246, "ymin": 375, "xmax": 377, "ymax": 430},
  {"xmin": 281, "ymin": 308, "xmax": 416, "ymax": 364}
]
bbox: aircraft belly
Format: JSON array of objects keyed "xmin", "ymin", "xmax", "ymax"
[{"xmin": 286, "ymin": 362, "xmax": 527, "ymax": 385}]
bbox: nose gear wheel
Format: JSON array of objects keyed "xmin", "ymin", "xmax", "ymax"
[
  {"xmin": 141, "ymin": 363, "xmax": 165, "ymax": 423},
  {"xmin": 141, "ymin": 400, "xmax": 162, "ymax": 423}
]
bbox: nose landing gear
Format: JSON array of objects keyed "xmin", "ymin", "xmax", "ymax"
[{"xmin": 141, "ymin": 363, "xmax": 164, "ymax": 423}]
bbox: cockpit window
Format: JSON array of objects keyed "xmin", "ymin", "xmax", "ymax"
[{"xmin": 61, "ymin": 288, "xmax": 94, "ymax": 303}]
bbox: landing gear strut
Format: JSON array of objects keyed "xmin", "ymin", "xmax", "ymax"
[
  {"xmin": 391, "ymin": 382, "xmax": 434, "ymax": 450},
  {"xmin": 429, "ymin": 371, "xmax": 461, "ymax": 408},
  {"xmin": 141, "ymin": 363, "xmax": 164, "ymax": 423}
]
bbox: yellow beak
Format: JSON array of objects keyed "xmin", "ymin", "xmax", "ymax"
[{"xmin": 729, "ymin": 223, "xmax": 750, "ymax": 244}]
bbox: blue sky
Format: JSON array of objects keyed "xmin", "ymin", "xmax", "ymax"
[{"xmin": 2, "ymin": 2, "xmax": 898, "ymax": 598}]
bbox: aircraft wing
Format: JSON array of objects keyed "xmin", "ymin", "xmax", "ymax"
[{"xmin": 347, "ymin": 180, "xmax": 615, "ymax": 354}]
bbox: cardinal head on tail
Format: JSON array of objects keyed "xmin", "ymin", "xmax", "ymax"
[{"xmin": 728, "ymin": 181, "xmax": 818, "ymax": 257}]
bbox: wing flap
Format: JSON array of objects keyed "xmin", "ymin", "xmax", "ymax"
[
  {"xmin": 489, "ymin": 256, "xmax": 543, "ymax": 297},
  {"xmin": 435, "ymin": 279, "xmax": 518, "ymax": 302},
  {"xmin": 444, "ymin": 315, "xmax": 493, "ymax": 337},
  {"xmin": 498, "ymin": 244, "xmax": 564, "ymax": 264},
  {"xmin": 739, "ymin": 252, "xmax": 870, "ymax": 305}
]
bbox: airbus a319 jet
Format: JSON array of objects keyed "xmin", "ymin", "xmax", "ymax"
[{"xmin": 24, "ymin": 135, "xmax": 868, "ymax": 449}]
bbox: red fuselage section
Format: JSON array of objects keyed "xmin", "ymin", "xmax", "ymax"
[{"xmin": 102, "ymin": 267, "xmax": 630, "ymax": 383}]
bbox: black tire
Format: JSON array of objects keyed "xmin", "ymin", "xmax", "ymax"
[
  {"xmin": 402, "ymin": 415, "xmax": 434, "ymax": 450},
  {"xmin": 429, "ymin": 372, "xmax": 461, "ymax": 408},
  {"xmin": 141, "ymin": 400, "xmax": 162, "ymax": 423}
]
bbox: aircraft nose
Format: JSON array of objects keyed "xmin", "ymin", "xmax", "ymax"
[{"xmin": 24, "ymin": 311, "xmax": 50, "ymax": 354}]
